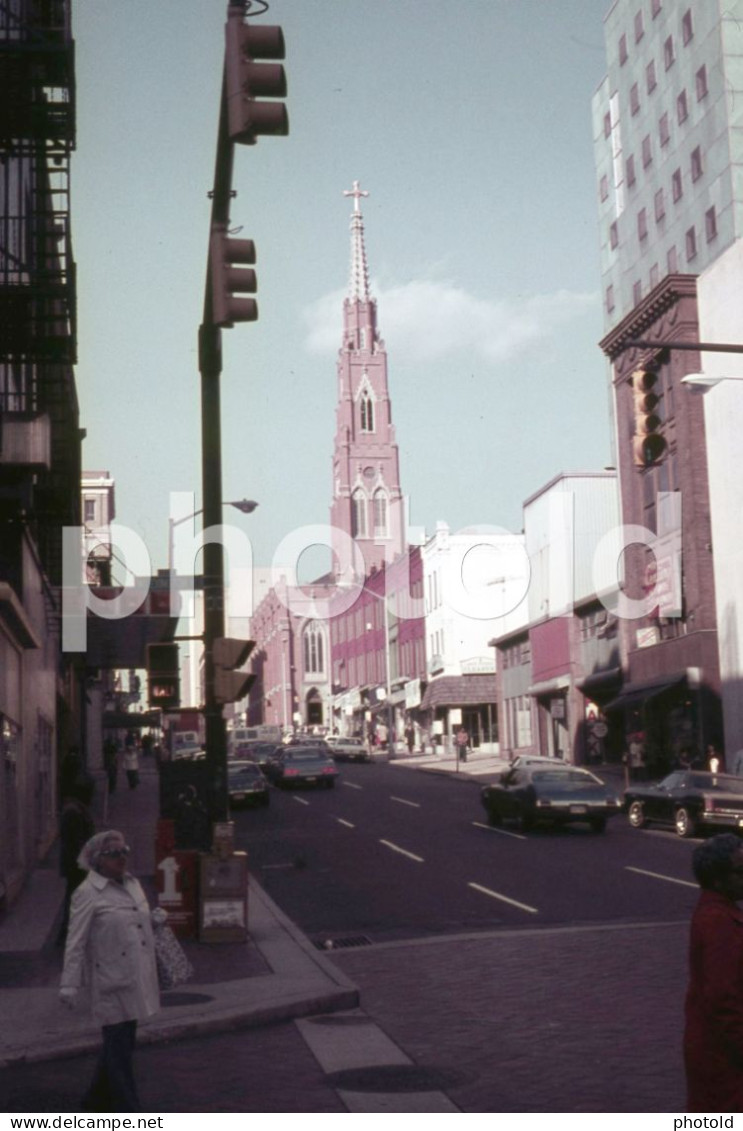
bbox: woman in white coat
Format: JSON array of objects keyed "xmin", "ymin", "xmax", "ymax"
[{"xmin": 60, "ymin": 830, "xmax": 161, "ymax": 1112}]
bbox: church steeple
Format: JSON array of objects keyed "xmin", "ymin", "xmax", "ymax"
[{"xmin": 330, "ymin": 182, "xmax": 405, "ymax": 579}]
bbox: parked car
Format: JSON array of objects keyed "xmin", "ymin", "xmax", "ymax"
[
  {"xmin": 286, "ymin": 735, "xmax": 332, "ymax": 750},
  {"xmin": 172, "ymin": 745, "xmax": 206, "ymax": 762},
  {"xmin": 227, "ymin": 761, "xmax": 270, "ymax": 808},
  {"xmin": 327, "ymin": 737, "xmax": 370, "ymax": 763},
  {"xmin": 625, "ymin": 770, "xmax": 743, "ymax": 838},
  {"xmin": 481, "ymin": 764, "xmax": 623, "ymax": 833},
  {"xmin": 265, "ymin": 745, "xmax": 339, "ymax": 789}
]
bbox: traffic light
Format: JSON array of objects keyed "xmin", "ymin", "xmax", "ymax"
[
  {"xmin": 631, "ymin": 367, "xmax": 666, "ymax": 467},
  {"xmin": 213, "ymin": 637, "xmax": 256, "ymax": 705},
  {"xmin": 147, "ymin": 642, "xmax": 180, "ymax": 711},
  {"xmin": 224, "ymin": 12, "xmax": 288, "ymax": 146},
  {"xmin": 210, "ymin": 226, "xmax": 257, "ymax": 327}
]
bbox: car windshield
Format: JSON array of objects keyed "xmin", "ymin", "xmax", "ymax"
[
  {"xmin": 532, "ymin": 770, "xmax": 601, "ymax": 785},
  {"xmin": 228, "ymin": 764, "xmax": 261, "ymax": 779},
  {"xmin": 688, "ymin": 772, "xmax": 743, "ymax": 794}
]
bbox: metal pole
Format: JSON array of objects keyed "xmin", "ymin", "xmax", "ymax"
[{"xmin": 199, "ymin": 62, "xmax": 235, "ymax": 825}]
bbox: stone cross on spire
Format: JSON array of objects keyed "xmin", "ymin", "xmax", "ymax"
[{"xmin": 344, "ymin": 180, "xmax": 370, "ymax": 302}]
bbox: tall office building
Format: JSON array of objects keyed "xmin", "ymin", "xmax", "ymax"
[
  {"xmin": 594, "ymin": 0, "xmax": 743, "ymax": 328},
  {"xmin": 590, "ymin": 0, "xmax": 743, "ymax": 765}
]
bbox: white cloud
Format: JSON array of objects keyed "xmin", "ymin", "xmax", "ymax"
[{"xmin": 303, "ymin": 278, "xmax": 599, "ymax": 363}]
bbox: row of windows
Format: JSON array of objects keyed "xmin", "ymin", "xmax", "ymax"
[
  {"xmin": 602, "ymin": 125, "xmax": 705, "ymax": 213},
  {"xmin": 617, "ymin": 5, "xmax": 692, "ymax": 71},
  {"xmin": 608, "ymin": 148, "xmax": 705, "ymax": 248},
  {"xmin": 624, "ymin": 64, "xmax": 708, "ymax": 128},
  {"xmin": 500, "ymin": 638, "xmax": 531, "ymax": 669},
  {"xmin": 351, "ymin": 489, "xmax": 388, "ymax": 539},
  {"xmin": 606, "ymin": 205, "xmax": 717, "ymax": 314}
]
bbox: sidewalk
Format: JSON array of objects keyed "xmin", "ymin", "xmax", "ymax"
[{"xmin": 0, "ymin": 761, "xmax": 357, "ymax": 1070}]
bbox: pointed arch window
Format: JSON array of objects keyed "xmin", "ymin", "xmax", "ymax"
[
  {"xmin": 373, "ymin": 490, "xmax": 388, "ymax": 538},
  {"xmin": 303, "ymin": 622, "xmax": 325, "ymax": 675},
  {"xmin": 352, "ymin": 489, "xmax": 367, "ymax": 538},
  {"xmin": 360, "ymin": 390, "xmax": 374, "ymax": 433}
]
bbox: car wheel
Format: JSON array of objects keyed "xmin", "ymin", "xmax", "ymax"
[
  {"xmin": 628, "ymin": 801, "xmax": 647, "ymax": 829},
  {"xmin": 589, "ymin": 816, "xmax": 607, "ymax": 834},
  {"xmin": 675, "ymin": 807, "xmax": 697, "ymax": 838}
]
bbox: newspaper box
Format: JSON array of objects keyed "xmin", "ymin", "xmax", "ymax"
[{"xmin": 198, "ymin": 851, "xmax": 248, "ymax": 942}]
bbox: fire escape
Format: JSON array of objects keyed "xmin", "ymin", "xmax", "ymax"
[{"xmin": 0, "ymin": 0, "xmax": 80, "ymax": 590}]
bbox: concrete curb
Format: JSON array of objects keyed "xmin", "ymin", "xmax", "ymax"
[{"xmin": 0, "ymin": 881, "xmax": 359, "ymax": 1069}]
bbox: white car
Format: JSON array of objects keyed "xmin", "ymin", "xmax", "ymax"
[{"xmin": 327, "ymin": 737, "xmax": 371, "ymax": 763}]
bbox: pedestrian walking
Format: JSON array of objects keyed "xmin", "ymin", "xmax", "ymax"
[
  {"xmin": 684, "ymin": 834, "xmax": 743, "ymax": 1112},
  {"xmin": 59, "ymin": 830, "xmax": 161, "ymax": 1112},
  {"xmin": 123, "ymin": 744, "xmax": 139, "ymax": 790},
  {"xmin": 56, "ymin": 776, "xmax": 95, "ymax": 946},
  {"xmin": 455, "ymin": 727, "xmax": 469, "ymax": 763},
  {"xmin": 405, "ymin": 724, "xmax": 415, "ymax": 755},
  {"xmin": 707, "ymin": 743, "xmax": 724, "ymax": 774}
]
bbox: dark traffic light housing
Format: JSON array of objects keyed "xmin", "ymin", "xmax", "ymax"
[
  {"xmin": 147, "ymin": 642, "xmax": 180, "ymax": 711},
  {"xmin": 225, "ymin": 10, "xmax": 288, "ymax": 146}
]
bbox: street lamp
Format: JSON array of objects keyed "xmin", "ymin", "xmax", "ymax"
[{"xmin": 168, "ymin": 498, "xmax": 259, "ymax": 576}]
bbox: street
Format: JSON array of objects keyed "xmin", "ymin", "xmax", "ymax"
[{"xmin": 1, "ymin": 762, "xmax": 695, "ymax": 1113}]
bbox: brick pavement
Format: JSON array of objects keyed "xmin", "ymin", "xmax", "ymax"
[{"xmin": 332, "ymin": 921, "xmax": 688, "ymax": 1113}]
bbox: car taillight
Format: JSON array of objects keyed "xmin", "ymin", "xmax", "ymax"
[
  {"xmin": 284, "ymin": 767, "xmax": 299, "ymax": 777},
  {"xmin": 322, "ymin": 766, "xmax": 335, "ymax": 774}
]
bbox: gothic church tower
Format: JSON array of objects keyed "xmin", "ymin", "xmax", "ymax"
[{"xmin": 330, "ymin": 182, "xmax": 405, "ymax": 579}]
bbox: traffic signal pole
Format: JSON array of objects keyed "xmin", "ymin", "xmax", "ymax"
[{"xmin": 199, "ymin": 3, "xmax": 287, "ymax": 824}]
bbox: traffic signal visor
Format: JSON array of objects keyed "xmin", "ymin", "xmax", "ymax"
[
  {"xmin": 225, "ymin": 18, "xmax": 289, "ymax": 146},
  {"xmin": 213, "ymin": 637, "xmax": 256, "ymax": 705},
  {"xmin": 210, "ymin": 228, "xmax": 258, "ymax": 328},
  {"xmin": 631, "ymin": 368, "xmax": 666, "ymax": 467}
]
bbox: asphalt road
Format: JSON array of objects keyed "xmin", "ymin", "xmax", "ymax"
[
  {"xmin": 1, "ymin": 763, "xmax": 697, "ymax": 1114},
  {"xmin": 235, "ymin": 762, "xmax": 700, "ymax": 944}
]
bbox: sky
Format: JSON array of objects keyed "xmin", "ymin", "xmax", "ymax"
[{"xmin": 71, "ymin": 0, "xmax": 614, "ymax": 585}]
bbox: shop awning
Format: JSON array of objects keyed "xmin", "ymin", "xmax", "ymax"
[
  {"xmin": 576, "ymin": 667, "xmax": 623, "ymax": 695},
  {"xmin": 420, "ymin": 674, "xmax": 497, "ymax": 711},
  {"xmin": 527, "ymin": 675, "xmax": 571, "ymax": 697},
  {"xmin": 603, "ymin": 672, "xmax": 687, "ymax": 713}
]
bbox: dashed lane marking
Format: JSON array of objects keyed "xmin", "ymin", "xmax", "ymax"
[
  {"xmin": 390, "ymin": 796, "xmax": 421, "ymax": 809},
  {"xmin": 472, "ymin": 820, "xmax": 527, "ymax": 841},
  {"xmin": 380, "ymin": 839, "xmax": 424, "ymax": 863},
  {"xmin": 292, "ymin": 795, "xmax": 310, "ymax": 806},
  {"xmin": 467, "ymin": 881, "xmax": 539, "ymax": 914},
  {"xmin": 343, "ymin": 782, "xmax": 364, "ymax": 791},
  {"xmin": 625, "ymin": 865, "xmax": 697, "ymax": 889},
  {"xmin": 337, "ymin": 818, "xmax": 355, "ymax": 829}
]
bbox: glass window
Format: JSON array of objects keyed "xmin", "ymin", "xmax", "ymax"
[
  {"xmin": 649, "ymin": 263, "xmax": 659, "ymax": 288},
  {"xmin": 610, "ymin": 220, "xmax": 619, "ymax": 249},
  {"xmin": 646, "ymin": 59, "xmax": 657, "ymax": 94},
  {"xmin": 664, "ymin": 35, "xmax": 675, "ymax": 69},
  {"xmin": 659, "ymin": 111, "xmax": 670, "ymax": 146},
  {"xmin": 599, "ymin": 174, "xmax": 609, "ymax": 202},
  {"xmin": 626, "ymin": 154, "xmax": 636, "ymax": 186},
  {"xmin": 651, "ymin": 0, "xmax": 662, "ymax": 15},
  {"xmin": 604, "ymin": 111, "xmax": 612, "ymax": 139},
  {"xmin": 642, "ymin": 135, "xmax": 652, "ymax": 167},
  {"xmin": 696, "ymin": 65, "xmax": 708, "ymax": 101},
  {"xmin": 360, "ymin": 390, "xmax": 374, "ymax": 432},
  {"xmin": 352, "ymin": 490, "xmax": 367, "ymax": 538},
  {"xmin": 691, "ymin": 146, "xmax": 703, "ymax": 182},
  {"xmin": 633, "ymin": 279, "xmax": 643, "ymax": 305},
  {"xmin": 638, "ymin": 208, "xmax": 648, "ymax": 241},
  {"xmin": 667, "ymin": 245, "xmax": 678, "ymax": 272},
  {"xmin": 677, "ymin": 90, "xmax": 688, "ymax": 124},
  {"xmin": 685, "ymin": 226, "xmax": 697, "ymax": 261},
  {"xmin": 619, "ymin": 33, "xmax": 628, "ymax": 65},
  {"xmin": 373, "ymin": 490, "xmax": 388, "ymax": 538},
  {"xmin": 630, "ymin": 83, "xmax": 640, "ymax": 115},
  {"xmin": 682, "ymin": 9, "xmax": 693, "ymax": 45},
  {"xmin": 705, "ymin": 206, "xmax": 718, "ymax": 242},
  {"xmin": 635, "ymin": 10, "xmax": 644, "ymax": 42},
  {"xmin": 654, "ymin": 188, "xmax": 665, "ymax": 221},
  {"xmin": 606, "ymin": 285, "xmax": 615, "ymax": 313},
  {"xmin": 672, "ymin": 167, "xmax": 683, "ymax": 202}
]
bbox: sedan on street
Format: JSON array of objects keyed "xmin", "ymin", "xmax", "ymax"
[
  {"xmin": 327, "ymin": 737, "xmax": 371, "ymax": 763},
  {"xmin": 625, "ymin": 770, "xmax": 743, "ymax": 837},
  {"xmin": 265, "ymin": 745, "xmax": 339, "ymax": 789},
  {"xmin": 227, "ymin": 761, "xmax": 270, "ymax": 808},
  {"xmin": 481, "ymin": 765, "xmax": 623, "ymax": 833}
]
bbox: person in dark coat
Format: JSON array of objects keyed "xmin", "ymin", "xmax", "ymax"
[
  {"xmin": 56, "ymin": 777, "xmax": 95, "ymax": 945},
  {"xmin": 684, "ymin": 834, "xmax": 743, "ymax": 1112}
]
